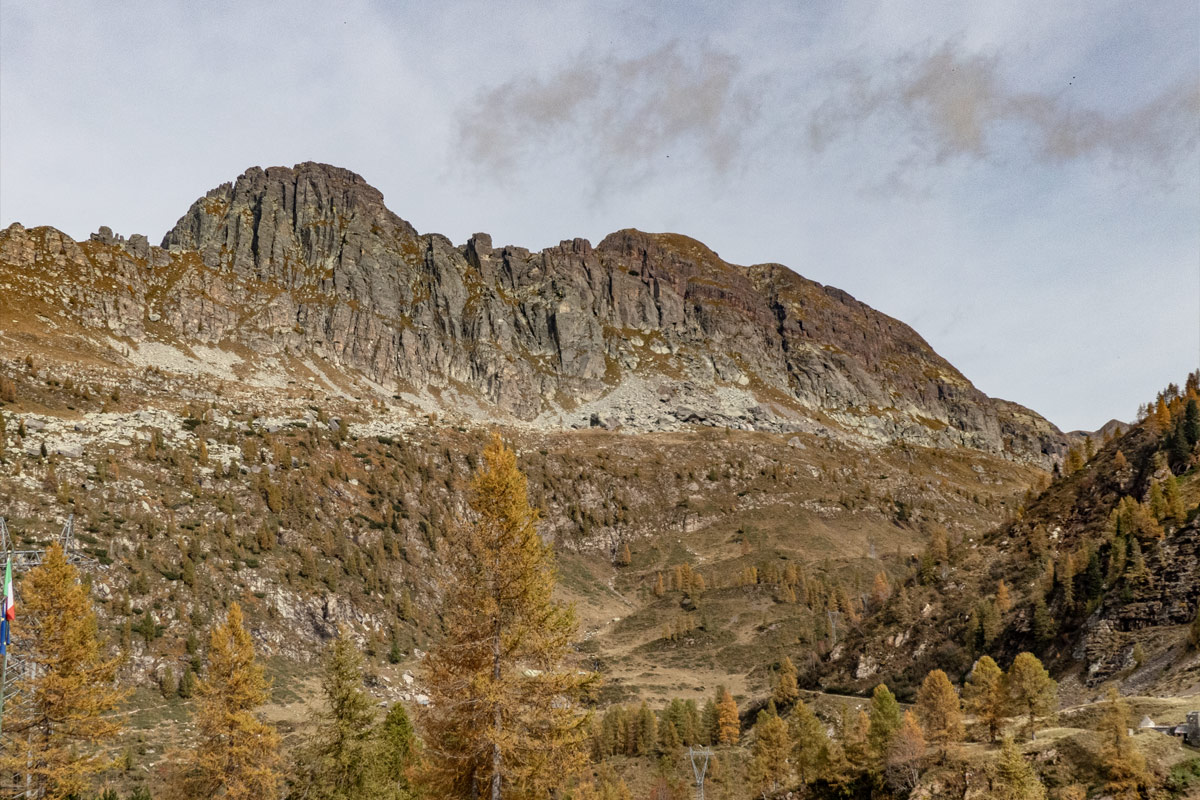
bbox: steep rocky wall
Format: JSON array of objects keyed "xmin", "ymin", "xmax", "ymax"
[{"xmin": 2, "ymin": 162, "xmax": 1066, "ymax": 464}]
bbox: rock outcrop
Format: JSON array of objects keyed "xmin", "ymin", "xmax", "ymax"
[{"xmin": 2, "ymin": 162, "xmax": 1066, "ymax": 463}]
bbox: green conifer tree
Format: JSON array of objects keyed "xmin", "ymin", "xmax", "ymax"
[
  {"xmin": 867, "ymin": 683, "xmax": 902, "ymax": 764},
  {"xmin": 788, "ymin": 699, "xmax": 829, "ymax": 787},
  {"xmin": 1184, "ymin": 397, "xmax": 1200, "ymax": 446},
  {"xmin": 379, "ymin": 704, "xmax": 419, "ymax": 797},
  {"xmin": 289, "ymin": 634, "xmax": 397, "ymax": 800}
]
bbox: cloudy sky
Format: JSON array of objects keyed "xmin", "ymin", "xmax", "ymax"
[{"xmin": 2, "ymin": 1, "xmax": 1197, "ymax": 431}]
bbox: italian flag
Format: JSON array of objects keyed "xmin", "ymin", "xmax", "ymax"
[{"xmin": 2, "ymin": 557, "xmax": 12, "ymax": 622}]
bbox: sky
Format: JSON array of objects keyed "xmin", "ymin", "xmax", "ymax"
[{"xmin": 1, "ymin": 1, "xmax": 1197, "ymax": 432}]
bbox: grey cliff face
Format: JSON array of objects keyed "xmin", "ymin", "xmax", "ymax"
[{"xmin": 3, "ymin": 162, "xmax": 1066, "ymax": 463}]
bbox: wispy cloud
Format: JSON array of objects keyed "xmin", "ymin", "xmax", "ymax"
[
  {"xmin": 455, "ymin": 42, "xmax": 762, "ymax": 188},
  {"xmin": 810, "ymin": 43, "xmax": 1200, "ymax": 173}
]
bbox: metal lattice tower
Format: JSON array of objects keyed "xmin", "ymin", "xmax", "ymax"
[
  {"xmin": 688, "ymin": 746, "xmax": 713, "ymax": 800},
  {"xmin": 0, "ymin": 515, "xmax": 98, "ymax": 799},
  {"xmin": 0, "ymin": 515, "xmax": 96, "ymax": 571}
]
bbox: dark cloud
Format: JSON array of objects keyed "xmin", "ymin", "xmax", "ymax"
[
  {"xmin": 455, "ymin": 42, "xmax": 761, "ymax": 187},
  {"xmin": 811, "ymin": 43, "xmax": 1200, "ymax": 173}
]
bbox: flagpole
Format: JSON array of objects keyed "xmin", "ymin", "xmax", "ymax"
[
  {"xmin": 0, "ymin": 553, "xmax": 11, "ymax": 742},
  {"xmin": 0, "ymin": 621, "xmax": 7, "ymax": 741}
]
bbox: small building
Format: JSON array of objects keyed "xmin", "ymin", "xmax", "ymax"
[
  {"xmin": 1141, "ymin": 711, "xmax": 1200, "ymax": 746},
  {"xmin": 1185, "ymin": 712, "xmax": 1200, "ymax": 746},
  {"xmin": 1142, "ymin": 714, "xmax": 1200, "ymax": 743}
]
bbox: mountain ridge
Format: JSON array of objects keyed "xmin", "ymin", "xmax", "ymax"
[{"xmin": 1, "ymin": 161, "xmax": 1066, "ymax": 466}]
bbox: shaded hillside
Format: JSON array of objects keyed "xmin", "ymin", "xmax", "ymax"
[{"xmin": 819, "ymin": 373, "xmax": 1200, "ymax": 700}]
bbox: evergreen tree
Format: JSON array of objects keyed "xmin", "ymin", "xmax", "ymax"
[
  {"xmin": 914, "ymin": 670, "xmax": 963, "ymax": 756},
  {"xmin": 749, "ymin": 710, "xmax": 790, "ymax": 795},
  {"xmin": 160, "ymin": 666, "xmax": 178, "ymax": 699},
  {"xmin": 715, "ymin": 687, "xmax": 739, "ymax": 745},
  {"xmin": 1097, "ymin": 685, "xmax": 1147, "ymax": 798},
  {"xmin": 1082, "ymin": 551, "xmax": 1104, "ymax": 602},
  {"xmin": 788, "ymin": 698, "xmax": 828, "ymax": 786},
  {"xmin": 1185, "ymin": 397, "xmax": 1200, "ymax": 446},
  {"xmin": 633, "ymin": 702, "xmax": 657, "ymax": 756},
  {"xmin": 1031, "ymin": 596, "xmax": 1056, "ymax": 645},
  {"xmin": 168, "ymin": 603, "xmax": 282, "ymax": 800},
  {"xmin": 772, "ymin": 656, "xmax": 799, "ymax": 709},
  {"xmin": 657, "ymin": 719, "xmax": 681, "ymax": 755},
  {"xmin": 700, "ymin": 700, "xmax": 719, "ymax": 746},
  {"xmin": 1006, "ymin": 653, "xmax": 1057, "ymax": 740},
  {"xmin": 1147, "ymin": 481, "xmax": 1165, "ymax": 520},
  {"xmin": 1169, "ymin": 416, "xmax": 1190, "ymax": 468},
  {"xmin": 0, "ymin": 543, "xmax": 127, "ymax": 799},
  {"xmin": 289, "ymin": 634, "xmax": 397, "ymax": 800},
  {"xmin": 866, "ymin": 683, "xmax": 902, "ymax": 764},
  {"xmin": 178, "ymin": 667, "xmax": 197, "ymax": 699},
  {"xmin": 990, "ymin": 737, "xmax": 1045, "ymax": 800},
  {"xmin": 1163, "ymin": 474, "xmax": 1186, "ymax": 525},
  {"xmin": 419, "ymin": 434, "xmax": 594, "ymax": 799},
  {"xmin": 962, "ymin": 655, "xmax": 1007, "ymax": 742},
  {"xmin": 379, "ymin": 703, "xmax": 419, "ymax": 796}
]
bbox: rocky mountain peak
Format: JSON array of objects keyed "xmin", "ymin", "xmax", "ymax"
[{"xmin": 160, "ymin": 162, "xmax": 418, "ymax": 284}]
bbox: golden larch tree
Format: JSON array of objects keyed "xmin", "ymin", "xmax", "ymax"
[
  {"xmin": 0, "ymin": 543, "xmax": 126, "ymax": 799},
  {"xmin": 841, "ymin": 708, "xmax": 871, "ymax": 768},
  {"xmin": 168, "ymin": 602, "xmax": 281, "ymax": 800},
  {"xmin": 914, "ymin": 669, "xmax": 963, "ymax": 756},
  {"xmin": 995, "ymin": 580, "xmax": 1012, "ymax": 614},
  {"xmin": 1005, "ymin": 653, "xmax": 1057, "ymax": 740},
  {"xmin": 963, "ymin": 655, "xmax": 1007, "ymax": 742},
  {"xmin": 772, "ymin": 656, "xmax": 799, "ymax": 708},
  {"xmin": 870, "ymin": 571, "xmax": 890, "ymax": 608},
  {"xmin": 990, "ymin": 737, "xmax": 1045, "ymax": 800},
  {"xmin": 419, "ymin": 433, "xmax": 594, "ymax": 799},
  {"xmin": 748, "ymin": 710, "xmax": 790, "ymax": 795},
  {"xmin": 715, "ymin": 687, "xmax": 740, "ymax": 745},
  {"xmin": 1097, "ymin": 685, "xmax": 1147, "ymax": 797}
]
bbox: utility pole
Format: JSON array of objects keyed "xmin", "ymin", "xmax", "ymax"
[{"xmin": 688, "ymin": 746, "xmax": 712, "ymax": 800}]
